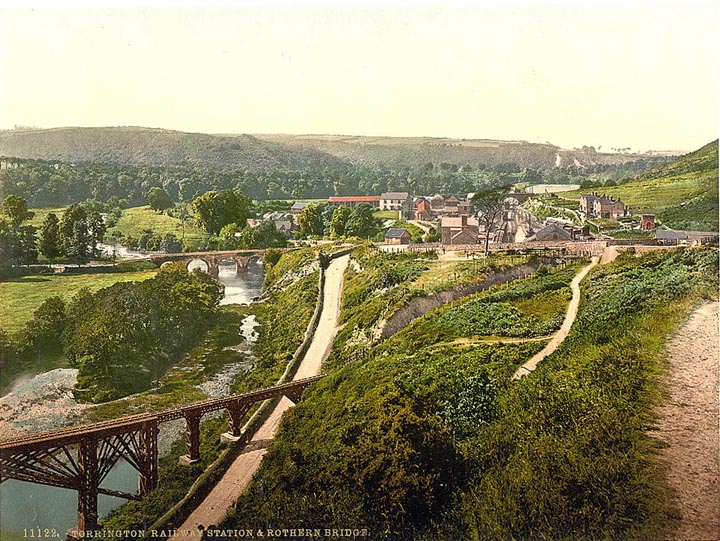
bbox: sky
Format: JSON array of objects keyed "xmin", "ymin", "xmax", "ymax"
[{"xmin": 0, "ymin": 1, "xmax": 718, "ymax": 152}]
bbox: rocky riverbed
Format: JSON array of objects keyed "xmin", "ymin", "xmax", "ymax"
[{"xmin": 0, "ymin": 368, "xmax": 88, "ymax": 439}]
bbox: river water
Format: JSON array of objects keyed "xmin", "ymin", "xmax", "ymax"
[{"xmin": 0, "ymin": 261, "xmax": 264, "ymax": 539}]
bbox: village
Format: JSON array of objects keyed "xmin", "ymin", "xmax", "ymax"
[{"xmin": 253, "ymin": 189, "xmax": 716, "ymax": 253}]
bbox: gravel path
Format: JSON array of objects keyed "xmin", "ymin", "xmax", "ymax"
[
  {"xmin": 178, "ymin": 255, "xmax": 349, "ymax": 535},
  {"xmin": 655, "ymin": 301, "xmax": 719, "ymax": 540},
  {"xmin": 512, "ymin": 257, "xmax": 599, "ymax": 379}
]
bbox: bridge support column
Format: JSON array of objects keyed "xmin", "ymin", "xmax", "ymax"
[
  {"xmin": 138, "ymin": 420, "xmax": 159, "ymax": 495},
  {"xmin": 221, "ymin": 402, "xmax": 252, "ymax": 443},
  {"xmin": 180, "ymin": 413, "xmax": 201, "ymax": 465},
  {"xmin": 207, "ymin": 260, "xmax": 220, "ymax": 280},
  {"xmin": 77, "ymin": 439, "xmax": 99, "ymax": 534},
  {"xmin": 235, "ymin": 256, "xmax": 252, "ymax": 276}
]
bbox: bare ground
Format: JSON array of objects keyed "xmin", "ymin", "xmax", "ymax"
[
  {"xmin": 655, "ymin": 301, "xmax": 719, "ymax": 541},
  {"xmin": 177, "ymin": 255, "xmax": 349, "ymax": 535}
]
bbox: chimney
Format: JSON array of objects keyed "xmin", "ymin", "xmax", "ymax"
[{"xmin": 461, "ymin": 215, "xmax": 467, "ymax": 227}]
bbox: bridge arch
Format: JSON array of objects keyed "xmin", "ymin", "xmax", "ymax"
[
  {"xmin": 187, "ymin": 258, "xmax": 219, "ymax": 279},
  {"xmin": 187, "ymin": 258, "xmax": 209, "ymax": 273}
]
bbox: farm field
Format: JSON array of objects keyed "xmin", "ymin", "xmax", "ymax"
[{"xmin": 0, "ymin": 269, "xmax": 157, "ymax": 333}]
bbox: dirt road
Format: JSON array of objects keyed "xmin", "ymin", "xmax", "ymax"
[
  {"xmin": 655, "ymin": 301, "xmax": 719, "ymax": 540},
  {"xmin": 512, "ymin": 257, "xmax": 598, "ymax": 379},
  {"xmin": 178, "ymin": 255, "xmax": 349, "ymax": 534}
]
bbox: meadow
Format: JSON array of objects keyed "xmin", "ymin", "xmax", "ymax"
[
  {"xmin": 106, "ymin": 205, "xmax": 207, "ymax": 244},
  {"xmin": 0, "ymin": 269, "xmax": 157, "ymax": 333}
]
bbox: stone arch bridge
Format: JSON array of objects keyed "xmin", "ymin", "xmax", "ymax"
[{"xmin": 149, "ymin": 249, "xmax": 290, "ymax": 279}]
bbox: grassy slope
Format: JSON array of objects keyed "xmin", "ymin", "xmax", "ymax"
[
  {"xmin": 221, "ymin": 248, "xmax": 717, "ymax": 540},
  {"xmin": 222, "ymin": 255, "xmax": 578, "ymax": 537},
  {"xmin": 0, "ymin": 269, "xmax": 157, "ymax": 333},
  {"xmin": 26, "ymin": 206, "xmax": 68, "ymax": 228},
  {"xmin": 28, "ymin": 205, "xmax": 209, "ymax": 244},
  {"xmin": 107, "ymin": 205, "xmax": 207, "ymax": 242},
  {"xmin": 563, "ymin": 140, "xmax": 719, "ymax": 230}
]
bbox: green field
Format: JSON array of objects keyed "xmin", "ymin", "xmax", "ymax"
[
  {"xmin": 0, "ymin": 270, "xmax": 157, "ymax": 333},
  {"xmin": 27, "ymin": 206, "xmax": 68, "ymax": 228},
  {"xmin": 107, "ymin": 205, "xmax": 207, "ymax": 243},
  {"xmin": 373, "ymin": 209, "xmax": 401, "ymax": 220}
]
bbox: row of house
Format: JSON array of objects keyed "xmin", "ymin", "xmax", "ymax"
[
  {"xmin": 580, "ymin": 192, "xmax": 627, "ymax": 219},
  {"xmin": 326, "ymin": 192, "xmax": 476, "ymax": 221}
]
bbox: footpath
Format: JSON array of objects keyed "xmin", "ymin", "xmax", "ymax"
[
  {"xmin": 655, "ymin": 301, "xmax": 719, "ymax": 540},
  {"xmin": 512, "ymin": 257, "xmax": 599, "ymax": 379},
  {"xmin": 177, "ymin": 255, "xmax": 349, "ymax": 535}
]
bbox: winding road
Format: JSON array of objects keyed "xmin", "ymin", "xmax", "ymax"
[
  {"xmin": 512, "ymin": 257, "xmax": 599, "ymax": 379},
  {"xmin": 178, "ymin": 255, "xmax": 350, "ymax": 534}
]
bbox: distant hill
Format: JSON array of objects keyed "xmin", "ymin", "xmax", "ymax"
[
  {"xmin": 253, "ymin": 133, "xmax": 658, "ymax": 169},
  {"xmin": 0, "ymin": 127, "xmax": 664, "ymax": 171},
  {"xmin": 0, "ymin": 127, "xmax": 346, "ymax": 172}
]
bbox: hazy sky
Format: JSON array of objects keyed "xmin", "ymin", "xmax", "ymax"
[{"xmin": 1, "ymin": 1, "xmax": 718, "ymax": 151}]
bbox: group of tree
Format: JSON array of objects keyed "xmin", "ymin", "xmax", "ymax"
[
  {"xmin": 0, "ymin": 195, "xmax": 108, "ymax": 276},
  {"xmin": 0, "ymin": 155, "xmax": 672, "ymax": 208},
  {"xmin": 299, "ymin": 203, "xmax": 378, "ymax": 239},
  {"xmin": 2, "ymin": 263, "xmax": 224, "ymax": 402},
  {"xmin": 0, "ymin": 195, "xmax": 38, "ymax": 274}
]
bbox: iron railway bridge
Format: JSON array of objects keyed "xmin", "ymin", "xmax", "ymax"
[{"xmin": 0, "ymin": 376, "xmax": 323, "ymax": 535}]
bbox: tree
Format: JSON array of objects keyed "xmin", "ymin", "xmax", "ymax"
[
  {"xmin": 21, "ymin": 296, "xmax": 67, "ymax": 358},
  {"xmin": 0, "ymin": 194, "xmax": 34, "ymax": 227},
  {"xmin": 60, "ymin": 205, "xmax": 93, "ymax": 263},
  {"xmin": 471, "ymin": 184, "xmax": 512, "ymax": 257},
  {"xmin": 11, "ymin": 224, "xmax": 38, "ymax": 265},
  {"xmin": 344, "ymin": 204, "xmax": 377, "ymax": 239},
  {"xmin": 219, "ymin": 223, "xmax": 243, "ymax": 250},
  {"xmin": 237, "ymin": 221, "xmax": 288, "ymax": 249},
  {"xmin": 297, "ymin": 204, "xmax": 323, "ymax": 238},
  {"xmin": 145, "ymin": 187, "xmax": 174, "ymax": 212},
  {"xmin": 0, "ymin": 195, "xmax": 38, "ymax": 271},
  {"xmin": 330, "ymin": 205, "xmax": 351, "ymax": 237},
  {"xmin": 192, "ymin": 190, "xmax": 253, "ymax": 235},
  {"xmin": 87, "ymin": 211, "xmax": 106, "ymax": 257}
]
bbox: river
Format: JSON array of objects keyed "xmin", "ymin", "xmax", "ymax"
[{"xmin": 0, "ymin": 261, "xmax": 265, "ymax": 540}]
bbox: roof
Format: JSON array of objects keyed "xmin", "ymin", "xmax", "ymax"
[
  {"xmin": 534, "ymin": 223, "xmax": 573, "ymax": 241},
  {"xmin": 385, "ymin": 228, "xmax": 410, "ymax": 238},
  {"xmin": 327, "ymin": 195, "xmax": 380, "ymax": 203},
  {"xmin": 451, "ymin": 229, "xmax": 478, "ymax": 243},
  {"xmin": 291, "ymin": 202, "xmax": 309, "ymax": 210},
  {"xmin": 581, "ymin": 193, "xmax": 623, "ymax": 205},
  {"xmin": 441, "ymin": 216, "xmax": 479, "ymax": 228},
  {"xmin": 656, "ymin": 230, "xmax": 689, "ymax": 240},
  {"xmin": 446, "ymin": 195, "xmax": 460, "ymax": 203},
  {"xmin": 380, "ymin": 192, "xmax": 410, "ymax": 200}
]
